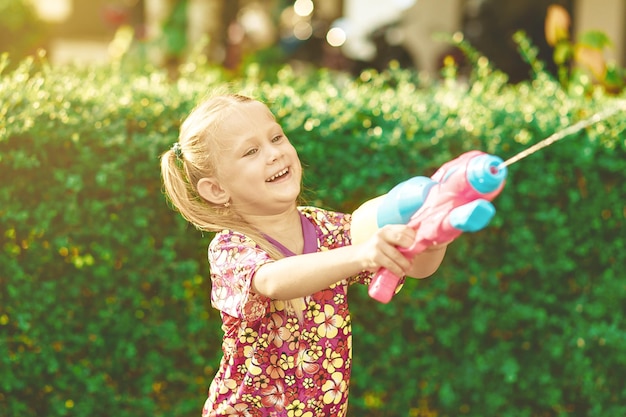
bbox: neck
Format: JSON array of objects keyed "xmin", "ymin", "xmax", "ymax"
[{"xmin": 244, "ymin": 206, "xmax": 303, "ymax": 254}]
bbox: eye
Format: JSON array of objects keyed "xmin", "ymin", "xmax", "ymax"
[
  {"xmin": 243, "ymin": 148, "xmax": 258, "ymax": 157},
  {"xmin": 271, "ymin": 135, "xmax": 284, "ymax": 143}
]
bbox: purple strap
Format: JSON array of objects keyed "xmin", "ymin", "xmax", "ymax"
[{"xmin": 264, "ymin": 212, "xmax": 318, "ymax": 257}]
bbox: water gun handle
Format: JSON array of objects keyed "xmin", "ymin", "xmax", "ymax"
[
  {"xmin": 368, "ymin": 151, "xmax": 507, "ymax": 303},
  {"xmin": 368, "ymin": 268, "xmax": 404, "ymax": 303}
]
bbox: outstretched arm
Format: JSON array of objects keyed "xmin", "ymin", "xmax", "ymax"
[
  {"xmin": 407, "ymin": 242, "xmax": 448, "ymax": 279},
  {"xmin": 251, "ymin": 224, "xmax": 443, "ymax": 300}
]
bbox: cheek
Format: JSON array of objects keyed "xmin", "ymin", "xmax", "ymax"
[
  {"xmin": 214, "ymin": 162, "xmax": 242, "ymax": 187},
  {"xmin": 290, "ymin": 150, "xmax": 303, "ymax": 175},
  {"xmin": 288, "ymin": 145, "xmax": 301, "ymax": 164}
]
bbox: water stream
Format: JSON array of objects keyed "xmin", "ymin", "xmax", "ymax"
[{"xmin": 500, "ymin": 102, "xmax": 626, "ymax": 168}]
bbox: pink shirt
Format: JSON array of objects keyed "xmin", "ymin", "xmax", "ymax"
[{"xmin": 202, "ymin": 207, "xmax": 370, "ymax": 417}]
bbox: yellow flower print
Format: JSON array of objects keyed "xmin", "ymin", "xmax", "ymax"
[
  {"xmin": 285, "ymin": 316, "xmax": 301, "ymax": 333},
  {"xmin": 241, "ymin": 393, "xmax": 261, "ymax": 408},
  {"xmin": 333, "ymin": 293, "xmax": 345, "ymax": 304},
  {"xmin": 301, "ymin": 327, "xmax": 321, "ymax": 344},
  {"xmin": 257, "ymin": 334, "xmax": 270, "ymax": 349},
  {"xmin": 322, "ymin": 372, "xmax": 346, "ymax": 405},
  {"xmin": 303, "ymin": 377, "xmax": 315, "ymax": 389},
  {"xmin": 309, "ymin": 344, "xmax": 322, "ymax": 361},
  {"xmin": 323, "ymin": 348, "xmax": 344, "ymax": 373},
  {"xmin": 273, "ymin": 299, "xmax": 287, "ymax": 312},
  {"xmin": 314, "ymin": 304, "xmax": 344, "ymax": 339},
  {"xmin": 280, "ymin": 352, "xmax": 295, "ymax": 371},
  {"xmin": 239, "ymin": 326, "xmax": 258, "ymax": 344},
  {"xmin": 287, "ymin": 399, "xmax": 313, "ymax": 417},
  {"xmin": 242, "ymin": 345, "xmax": 263, "ymax": 376},
  {"xmin": 307, "ymin": 300, "xmax": 322, "ymax": 318},
  {"xmin": 217, "ymin": 378, "xmax": 238, "ymax": 395}
]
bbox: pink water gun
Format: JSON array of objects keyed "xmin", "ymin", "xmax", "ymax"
[{"xmin": 368, "ymin": 150, "xmax": 508, "ymax": 303}]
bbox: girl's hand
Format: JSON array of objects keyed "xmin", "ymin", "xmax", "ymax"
[{"xmin": 356, "ymin": 224, "xmax": 416, "ymax": 278}]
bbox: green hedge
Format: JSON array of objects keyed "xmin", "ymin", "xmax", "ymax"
[{"xmin": 1, "ymin": 50, "xmax": 625, "ymax": 417}]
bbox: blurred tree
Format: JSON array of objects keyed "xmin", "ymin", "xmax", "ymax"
[
  {"xmin": 162, "ymin": 0, "xmax": 188, "ymax": 69},
  {"xmin": 545, "ymin": 3, "xmax": 624, "ymax": 94},
  {"xmin": 186, "ymin": 0, "xmax": 224, "ymax": 61},
  {"xmin": 462, "ymin": 0, "xmax": 574, "ymax": 82},
  {"xmin": 0, "ymin": 0, "xmax": 49, "ymax": 64}
]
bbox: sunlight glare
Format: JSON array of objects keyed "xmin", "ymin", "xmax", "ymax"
[
  {"xmin": 326, "ymin": 27, "xmax": 347, "ymax": 47},
  {"xmin": 294, "ymin": 0, "xmax": 314, "ymax": 17}
]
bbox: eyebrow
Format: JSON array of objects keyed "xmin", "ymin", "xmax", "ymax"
[
  {"xmin": 239, "ymin": 122, "xmax": 283, "ymax": 143},
  {"xmin": 233, "ymin": 137, "xmax": 256, "ymax": 153}
]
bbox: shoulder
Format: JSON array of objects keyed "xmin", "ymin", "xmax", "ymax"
[
  {"xmin": 298, "ymin": 206, "xmax": 353, "ymax": 248},
  {"xmin": 298, "ymin": 206, "xmax": 351, "ymax": 229},
  {"xmin": 209, "ymin": 229, "xmax": 258, "ymax": 251},
  {"xmin": 208, "ymin": 229, "xmax": 270, "ymax": 266},
  {"xmin": 298, "ymin": 206, "xmax": 349, "ymax": 225},
  {"xmin": 207, "ymin": 230, "xmax": 272, "ymax": 321}
]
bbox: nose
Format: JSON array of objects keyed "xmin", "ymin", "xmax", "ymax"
[{"xmin": 267, "ymin": 146, "xmax": 281, "ymax": 163}]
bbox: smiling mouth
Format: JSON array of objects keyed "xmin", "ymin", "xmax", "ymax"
[{"xmin": 266, "ymin": 167, "xmax": 289, "ymax": 182}]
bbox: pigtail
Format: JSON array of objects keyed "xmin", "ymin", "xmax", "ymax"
[
  {"xmin": 161, "ymin": 149, "xmax": 188, "ymax": 217},
  {"xmin": 285, "ymin": 299, "xmax": 306, "ymax": 322}
]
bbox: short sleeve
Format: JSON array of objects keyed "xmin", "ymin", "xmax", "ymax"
[
  {"xmin": 208, "ymin": 230, "xmax": 273, "ymax": 322},
  {"xmin": 341, "ymin": 211, "xmax": 406, "ymax": 289},
  {"xmin": 299, "ymin": 207, "xmax": 373, "ymax": 286}
]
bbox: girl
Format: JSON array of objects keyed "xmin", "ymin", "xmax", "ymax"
[{"xmin": 160, "ymin": 93, "xmax": 449, "ymax": 416}]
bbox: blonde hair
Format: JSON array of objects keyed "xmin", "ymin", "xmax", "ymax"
[{"xmin": 161, "ymin": 91, "xmax": 306, "ymax": 317}]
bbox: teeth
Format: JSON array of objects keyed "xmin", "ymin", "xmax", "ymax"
[{"xmin": 267, "ymin": 168, "xmax": 289, "ymax": 182}]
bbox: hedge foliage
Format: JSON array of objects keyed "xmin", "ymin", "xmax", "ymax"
[{"xmin": 1, "ymin": 45, "xmax": 625, "ymax": 417}]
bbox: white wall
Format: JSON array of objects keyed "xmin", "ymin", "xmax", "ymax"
[
  {"xmin": 401, "ymin": 0, "xmax": 464, "ymax": 73},
  {"xmin": 342, "ymin": 0, "xmax": 419, "ymax": 61},
  {"xmin": 574, "ymin": 0, "xmax": 625, "ymax": 66}
]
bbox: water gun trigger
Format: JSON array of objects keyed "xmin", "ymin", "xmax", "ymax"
[{"xmin": 449, "ymin": 199, "xmax": 496, "ymax": 232}]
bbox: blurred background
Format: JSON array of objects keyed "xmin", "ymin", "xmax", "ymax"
[
  {"xmin": 3, "ymin": 0, "xmax": 625, "ymax": 82},
  {"xmin": 3, "ymin": 1, "xmax": 626, "ymax": 417}
]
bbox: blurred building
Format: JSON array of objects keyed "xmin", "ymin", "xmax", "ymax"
[
  {"xmin": 28, "ymin": 0, "xmax": 626, "ymax": 79},
  {"xmin": 29, "ymin": 0, "xmax": 144, "ymax": 65},
  {"xmin": 337, "ymin": 0, "xmax": 625, "ymax": 80}
]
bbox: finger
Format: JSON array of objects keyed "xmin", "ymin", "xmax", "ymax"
[
  {"xmin": 361, "ymin": 243, "xmax": 406, "ymax": 276},
  {"xmin": 381, "ymin": 225, "xmax": 415, "ymax": 249},
  {"xmin": 378, "ymin": 242, "xmax": 412, "ymax": 275}
]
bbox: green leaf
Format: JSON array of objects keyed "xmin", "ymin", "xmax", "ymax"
[{"xmin": 578, "ymin": 30, "xmax": 612, "ymax": 49}]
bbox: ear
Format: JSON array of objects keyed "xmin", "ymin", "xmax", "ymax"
[{"xmin": 197, "ymin": 177, "xmax": 230, "ymax": 205}]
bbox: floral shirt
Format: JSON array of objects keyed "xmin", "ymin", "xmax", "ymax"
[{"xmin": 202, "ymin": 207, "xmax": 370, "ymax": 417}]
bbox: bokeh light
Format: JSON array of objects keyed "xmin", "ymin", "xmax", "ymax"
[
  {"xmin": 326, "ymin": 27, "xmax": 346, "ymax": 47},
  {"xmin": 30, "ymin": 0, "xmax": 72, "ymax": 22},
  {"xmin": 294, "ymin": 0, "xmax": 314, "ymax": 17},
  {"xmin": 293, "ymin": 21, "xmax": 313, "ymax": 40}
]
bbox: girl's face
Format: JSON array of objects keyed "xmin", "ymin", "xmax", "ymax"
[{"xmin": 200, "ymin": 100, "xmax": 302, "ymax": 216}]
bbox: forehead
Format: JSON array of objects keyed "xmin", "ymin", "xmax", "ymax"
[{"xmin": 218, "ymin": 101, "xmax": 277, "ymax": 137}]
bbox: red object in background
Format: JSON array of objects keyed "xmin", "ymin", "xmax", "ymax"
[{"xmin": 102, "ymin": 5, "xmax": 128, "ymax": 28}]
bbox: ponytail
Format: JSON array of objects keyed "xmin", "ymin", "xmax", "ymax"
[{"xmin": 160, "ymin": 93, "xmax": 306, "ymax": 321}]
